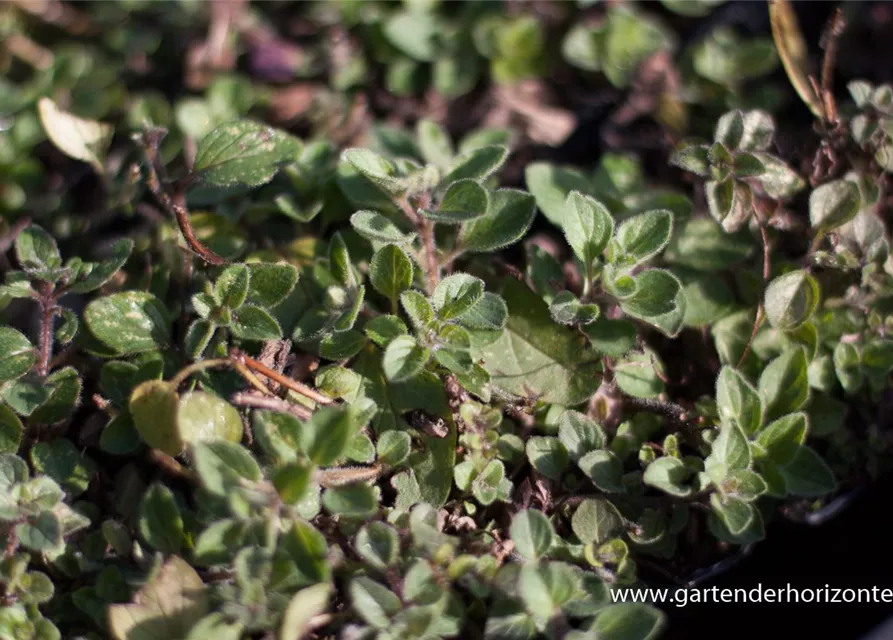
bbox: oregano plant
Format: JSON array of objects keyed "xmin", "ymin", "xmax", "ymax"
[{"xmin": 1, "ymin": 3, "xmax": 891, "ymax": 640}]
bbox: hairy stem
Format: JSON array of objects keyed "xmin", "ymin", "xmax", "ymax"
[
  {"xmin": 819, "ymin": 8, "xmax": 846, "ymax": 126},
  {"xmin": 138, "ymin": 129, "xmax": 227, "ymax": 266},
  {"xmin": 35, "ymin": 282, "xmax": 57, "ymax": 377},
  {"xmin": 737, "ymin": 219, "xmax": 771, "ymax": 368}
]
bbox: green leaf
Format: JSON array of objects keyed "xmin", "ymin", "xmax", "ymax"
[
  {"xmin": 0, "ymin": 327, "xmax": 35, "ymax": 382},
  {"xmin": 383, "ymin": 335, "xmax": 431, "ymax": 382},
  {"xmin": 29, "ymin": 439, "xmax": 96, "ymax": 497},
  {"xmin": 84, "ymin": 291, "xmax": 171, "ymax": 355},
  {"xmin": 108, "ymin": 556, "xmax": 209, "ymax": 640},
  {"xmin": 669, "ymin": 140, "xmax": 711, "ymax": 176},
  {"xmin": 613, "ymin": 209, "xmax": 673, "ymax": 266},
  {"xmin": 301, "ymin": 405, "xmax": 361, "ymax": 466},
  {"xmin": 383, "ymin": 9, "xmax": 439, "ymax": 61},
  {"xmin": 710, "ymin": 494, "xmax": 754, "ymax": 535},
  {"xmin": 130, "ymin": 380, "xmax": 182, "ymax": 456},
  {"xmin": 563, "ymin": 191, "xmax": 614, "ymax": 267},
  {"xmin": 178, "ymin": 391, "xmax": 243, "ymax": 446},
  {"xmin": 416, "ymin": 119, "xmax": 454, "ymax": 167},
  {"xmin": 716, "ymin": 366, "xmax": 763, "ymax": 435},
  {"xmin": 613, "ymin": 349, "xmax": 665, "ymax": 399},
  {"xmin": 432, "ymin": 273, "xmax": 484, "ymax": 320},
  {"xmin": 778, "ymin": 445, "xmax": 836, "ymax": 497},
  {"xmin": 590, "ymin": 603, "xmax": 666, "ymax": 640},
  {"xmin": 16, "ymin": 511, "xmax": 62, "ymax": 552},
  {"xmin": 193, "ymin": 120, "xmax": 302, "ymax": 187},
  {"xmin": 192, "ymin": 440, "xmax": 262, "ymax": 496},
  {"xmin": 329, "ymin": 231, "xmax": 357, "ymax": 290},
  {"xmin": 663, "ymin": 217, "xmax": 752, "ymax": 271},
  {"xmin": 37, "ymin": 97, "xmax": 112, "ymax": 175},
  {"xmin": 424, "ymin": 180, "xmax": 489, "ymax": 223},
  {"xmin": 320, "ymin": 330, "xmax": 368, "ymax": 360},
  {"xmin": 280, "ymin": 583, "xmax": 333, "ymax": 640},
  {"xmin": 809, "ymin": 178, "xmax": 861, "ymax": 234},
  {"xmin": 15, "ymin": 225, "xmax": 60, "ymax": 271},
  {"xmin": 400, "ymin": 290, "xmax": 436, "ymax": 332},
  {"xmin": 1, "ymin": 375, "xmax": 50, "ymax": 417},
  {"xmin": 510, "ymin": 509, "xmax": 555, "ymax": 561},
  {"xmin": 245, "ymin": 262, "xmax": 298, "ymax": 308},
  {"xmin": 443, "ymin": 145, "xmax": 508, "ymax": 184},
  {"xmin": 472, "ymin": 459, "xmax": 506, "ymax": 505},
  {"xmin": 619, "ymin": 269, "xmax": 683, "ymax": 325},
  {"xmin": 723, "ymin": 468, "xmax": 768, "ymax": 501},
  {"xmin": 354, "ymin": 522, "xmax": 400, "ymax": 570},
  {"xmin": 138, "ymin": 483, "xmax": 185, "ymax": 554},
  {"xmin": 213, "ymin": 264, "xmax": 250, "ymax": 310},
  {"xmin": 642, "ymin": 457, "xmax": 692, "ymax": 497},
  {"xmin": 759, "ymin": 348, "xmax": 809, "ymax": 421},
  {"xmin": 572, "ymin": 498, "xmax": 624, "ymax": 545},
  {"xmin": 579, "ymin": 449, "xmax": 625, "ymax": 492},
  {"xmin": 706, "ymin": 178, "xmax": 753, "ymax": 233},
  {"xmin": 0, "ymin": 453, "xmax": 28, "ymax": 490},
  {"xmin": 752, "ymin": 153, "xmax": 805, "ymax": 199},
  {"xmin": 230, "ymin": 305, "xmax": 282, "ymax": 340},
  {"xmin": 342, "ymin": 148, "xmax": 404, "ymax": 194},
  {"xmin": 350, "ymin": 576, "xmax": 402, "ymax": 629},
  {"xmin": 68, "ymin": 238, "xmax": 134, "ymax": 295},
  {"xmin": 526, "ymin": 436, "xmax": 569, "ymax": 480},
  {"xmin": 519, "ymin": 561, "xmax": 580, "ymax": 622},
  {"xmin": 370, "ymin": 244, "xmax": 414, "ymax": 304},
  {"xmin": 583, "ymin": 316, "xmax": 637, "ymax": 357},
  {"xmin": 459, "ymin": 189, "xmax": 536, "ymax": 252},
  {"xmin": 756, "ymin": 412, "xmax": 808, "ymax": 465},
  {"xmin": 456, "ymin": 292, "xmax": 508, "ymax": 329},
  {"xmin": 764, "ymin": 269, "xmax": 819, "ymax": 331},
  {"xmin": 558, "ymin": 410, "xmax": 606, "ymax": 462},
  {"xmin": 351, "ymin": 211, "xmax": 415, "ymax": 244},
  {"xmin": 475, "ymin": 278, "xmax": 602, "ymax": 405},
  {"xmin": 377, "ymin": 430, "xmax": 411, "ymax": 467},
  {"xmin": 365, "ymin": 314, "xmax": 409, "ymax": 348},
  {"xmin": 525, "ymin": 162, "xmax": 593, "ymax": 228},
  {"xmin": 184, "ymin": 319, "xmax": 215, "ymax": 360},
  {"xmin": 706, "ymin": 421, "xmax": 751, "ymax": 473},
  {"xmin": 0, "ymin": 404, "xmax": 22, "ymax": 453},
  {"xmin": 323, "ymin": 483, "xmax": 379, "ymax": 517}
]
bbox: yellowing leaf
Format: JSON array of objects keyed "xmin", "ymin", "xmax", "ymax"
[
  {"xmin": 769, "ymin": 0, "xmax": 824, "ymax": 119},
  {"xmin": 37, "ymin": 97, "xmax": 113, "ymax": 175},
  {"xmin": 108, "ymin": 555, "xmax": 208, "ymax": 640}
]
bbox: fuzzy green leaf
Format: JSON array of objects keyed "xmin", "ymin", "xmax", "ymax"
[
  {"xmin": 245, "ymin": 262, "xmax": 298, "ymax": 308},
  {"xmin": 370, "ymin": 244, "xmax": 414, "ymax": 303},
  {"xmin": 193, "ymin": 120, "xmax": 301, "ymax": 187},
  {"xmin": 764, "ymin": 269, "xmax": 819, "ymax": 331},
  {"xmin": 383, "ymin": 335, "xmax": 431, "ymax": 382},
  {"xmin": 138, "ymin": 483, "xmax": 185, "ymax": 554},
  {"xmin": 716, "ymin": 366, "xmax": 763, "ymax": 435},
  {"xmin": 230, "ymin": 305, "xmax": 282, "ymax": 340},
  {"xmin": 756, "ymin": 412, "xmax": 808, "ymax": 465},
  {"xmin": 459, "ymin": 189, "xmax": 536, "ymax": 253},
  {"xmin": 613, "ymin": 209, "xmax": 673, "ymax": 266},
  {"xmin": 84, "ymin": 291, "xmax": 171, "ymax": 355},
  {"xmin": 510, "ymin": 509, "xmax": 555, "ymax": 561},
  {"xmin": 424, "ymin": 180, "xmax": 489, "ymax": 223},
  {"xmin": 443, "ymin": 145, "xmax": 508, "ymax": 184},
  {"xmin": 351, "ymin": 211, "xmax": 415, "ymax": 244},
  {"xmin": 809, "ymin": 178, "xmax": 861, "ymax": 234},
  {"xmin": 0, "ymin": 327, "xmax": 35, "ymax": 382},
  {"xmin": 563, "ymin": 191, "xmax": 614, "ymax": 267},
  {"xmin": 476, "ymin": 278, "xmax": 601, "ymax": 405}
]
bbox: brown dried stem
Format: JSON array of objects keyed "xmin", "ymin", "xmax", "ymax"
[{"xmin": 137, "ymin": 129, "xmax": 227, "ymax": 266}]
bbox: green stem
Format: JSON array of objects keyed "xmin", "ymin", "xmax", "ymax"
[{"xmin": 169, "ymin": 358, "xmax": 230, "ymax": 388}]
